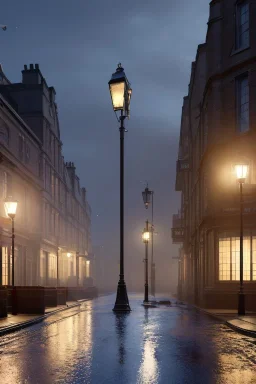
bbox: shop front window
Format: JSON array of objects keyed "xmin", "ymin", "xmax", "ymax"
[
  {"xmin": 1, "ymin": 247, "xmax": 10, "ymax": 285},
  {"xmin": 219, "ymin": 234, "xmax": 255, "ymax": 281},
  {"xmin": 48, "ymin": 253, "xmax": 57, "ymax": 283}
]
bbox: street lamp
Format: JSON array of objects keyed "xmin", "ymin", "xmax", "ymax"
[
  {"xmin": 142, "ymin": 184, "xmax": 155, "ymax": 297},
  {"xmin": 235, "ymin": 163, "xmax": 248, "ymax": 316},
  {"xmin": 4, "ymin": 197, "xmax": 18, "ymax": 315},
  {"xmin": 142, "ymin": 221, "xmax": 150, "ymax": 303},
  {"xmin": 109, "ymin": 63, "xmax": 132, "ymax": 312}
]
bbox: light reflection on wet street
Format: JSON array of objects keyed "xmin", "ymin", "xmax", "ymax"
[{"xmin": 0, "ymin": 294, "xmax": 256, "ymax": 383}]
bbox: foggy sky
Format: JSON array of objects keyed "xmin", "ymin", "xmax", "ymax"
[{"xmin": 1, "ymin": 0, "xmax": 209, "ymax": 293}]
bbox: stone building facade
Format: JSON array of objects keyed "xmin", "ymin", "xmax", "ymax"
[
  {"xmin": 0, "ymin": 64, "xmax": 92, "ymax": 287},
  {"xmin": 173, "ymin": 0, "xmax": 256, "ymax": 310}
]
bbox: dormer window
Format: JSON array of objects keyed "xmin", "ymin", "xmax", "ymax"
[{"xmin": 236, "ymin": 1, "xmax": 249, "ymax": 49}]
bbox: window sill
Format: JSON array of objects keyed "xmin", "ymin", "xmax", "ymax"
[{"xmin": 230, "ymin": 45, "xmax": 250, "ymax": 57}]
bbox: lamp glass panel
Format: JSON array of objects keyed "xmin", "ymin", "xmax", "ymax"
[
  {"xmin": 235, "ymin": 164, "xmax": 248, "ymax": 180},
  {"xmin": 4, "ymin": 200, "xmax": 17, "ymax": 217},
  {"xmin": 110, "ymin": 82, "xmax": 125, "ymax": 110},
  {"xmin": 142, "ymin": 231, "xmax": 150, "ymax": 242},
  {"xmin": 142, "ymin": 189, "xmax": 151, "ymax": 205}
]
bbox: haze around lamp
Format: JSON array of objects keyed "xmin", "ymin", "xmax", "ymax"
[{"xmin": 4, "ymin": 197, "xmax": 18, "ymax": 219}]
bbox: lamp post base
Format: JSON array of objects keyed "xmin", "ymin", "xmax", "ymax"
[
  {"xmin": 12, "ymin": 287, "xmax": 17, "ymax": 316},
  {"xmin": 113, "ymin": 279, "xmax": 131, "ymax": 312},
  {"xmin": 238, "ymin": 292, "xmax": 245, "ymax": 316},
  {"xmin": 144, "ymin": 283, "xmax": 149, "ymax": 303}
]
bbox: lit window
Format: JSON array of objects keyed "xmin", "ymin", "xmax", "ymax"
[
  {"xmin": 236, "ymin": 1, "xmax": 249, "ymax": 49},
  {"xmin": 219, "ymin": 234, "xmax": 254, "ymax": 281},
  {"xmin": 237, "ymin": 75, "xmax": 249, "ymax": 133}
]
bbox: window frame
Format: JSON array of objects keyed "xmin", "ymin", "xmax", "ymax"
[
  {"xmin": 236, "ymin": 0, "xmax": 250, "ymax": 50},
  {"xmin": 218, "ymin": 231, "xmax": 256, "ymax": 281}
]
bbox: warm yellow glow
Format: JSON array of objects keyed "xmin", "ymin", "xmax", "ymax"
[
  {"xmin": 142, "ymin": 231, "xmax": 150, "ymax": 242},
  {"xmin": 4, "ymin": 198, "xmax": 18, "ymax": 218},
  {"xmin": 67, "ymin": 252, "xmax": 71, "ymax": 258},
  {"xmin": 86, "ymin": 260, "xmax": 90, "ymax": 265},
  {"xmin": 235, "ymin": 164, "xmax": 248, "ymax": 182},
  {"xmin": 110, "ymin": 82, "xmax": 125, "ymax": 110},
  {"xmin": 219, "ymin": 236, "xmax": 252, "ymax": 281}
]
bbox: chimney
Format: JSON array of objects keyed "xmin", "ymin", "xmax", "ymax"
[
  {"xmin": 66, "ymin": 161, "xmax": 76, "ymax": 191},
  {"xmin": 22, "ymin": 63, "xmax": 43, "ymax": 85},
  {"xmin": 82, "ymin": 188, "xmax": 86, "ymax": 203}
]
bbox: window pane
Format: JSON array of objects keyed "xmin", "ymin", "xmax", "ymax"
[
  {"xmin": 237, "ymin": 2, "xmax": 249, "ymax": 49},
  {"xmin": 219, "ymin": 237, "xmax": 231, "ymax": 280},
  {"xmin": 243, "ymin": 237, "xmax": 251, "ymax": 281}
]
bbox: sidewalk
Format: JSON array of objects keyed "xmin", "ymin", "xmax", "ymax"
[
  {"xmin": 196, "ymin": 307, "xmax": 256, "ymax": 337},
  {"xmin": 0, "ymin": 300, "xmax": 87, "ymax": 336}
]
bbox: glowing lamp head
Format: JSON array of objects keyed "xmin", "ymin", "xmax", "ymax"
[
  {"xmin": 86, "ymin": 260, "xmax": 90, "ymax": 265},
  {"xmin": 108, "ymin": 63, "xmax": 132, "ymax": 117},
  {"xmin": 235, "ymin": 164, "xmax": 248, "ymax": 183},
  {"xmin": 4, "ymin": 197, "xmax": 17, "ymax": 219},
  {"xmin": 67, "ymin": 252, "xmax": 71, "ymax": 258},
  {"xmin": 142, "ymin": 230, "xmax": 150, "ymax": 243}
]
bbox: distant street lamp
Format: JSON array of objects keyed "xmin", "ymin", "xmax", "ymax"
[
  {"xmin": 235, "ymin": 163, "xmax": 248, "ymax": 316},
  {"xmin": 142, "ymin": 221, "xmax": 150, "ymax": 303},
  {"xmin": 142, "ymin": 184, "xmax": 155, "ymax": 297},
  {"xmin": 109, "ymin": 63, "xmax": 132, "ymax": 312},
  {"xmin": 4, "ymin": 197, "xmax": 18, "ymax": 315}
]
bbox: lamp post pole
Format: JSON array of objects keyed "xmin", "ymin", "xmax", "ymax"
[
  {"xmin": 11, "ymin": 217, "xmax": 17, "ymax": 315},
  {"xmin": 144, "ymin": 220, "xmax": 149, "ymax": 303},
  {"xmin": 142, "ymin": 185, "xmax": 155, "ymax": 297},
  {"xmin": 11, "ymin": 217, "xmax": 15, "ymax": 287},
  {"xmin": 238, "ymin": 181, "xmax": 245, "ymax": 315},
  {"xmin": 235, "ymin": 163, "xmax": 248, "ymax": 316},
  {"xmin": 109, "ymin": 63, "xmax": 132, "ymax": 312},
  {"xmin": 57, "ymin": 247, "xmax": 59, "ymax": 288},
  {"xmin": 4, "ymin": 198, "xmax": 18, "ymax": 316},
  {"xmin": 151, "ymin": 191, "xmax": 155, "ymax": 297},
  {"xmin": 113, "ymin": 112, "xmax": 130, "ymax": 312}
]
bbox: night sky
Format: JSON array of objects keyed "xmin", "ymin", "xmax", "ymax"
[{"xmin": 1, "ymin": 1, "xmax": 209, "ymax": 292}]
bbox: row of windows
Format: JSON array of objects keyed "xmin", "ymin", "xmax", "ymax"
[
  {"xmin": 44, "ymin": 206, "xmax": 88, "ymax": 248},
  {"xmin": 44, "ymin": 163, "xmax": 87, "ymax": 225},
  {"xmin": 219, "ymin": 235, "xmax": 256, "ymax": 281}
]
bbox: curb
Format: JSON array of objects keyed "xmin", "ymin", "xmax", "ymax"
[
  {"xmin": 225, "ymin": 320, "xmax": 256, "ymax": 338},
  {"xmin": 192, "ymin": 305, "xmax": 225, "ymax": 323},
  {"xmin": 0, "ymin": 300, "xmax": 86, "ymax": 337},
  {"xmin": 181, "ymin": 301, "xmax": 256, "ymax": 338}
]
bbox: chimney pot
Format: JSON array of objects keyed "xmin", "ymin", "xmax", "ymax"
[
  {"xmin": 24, "ymin": 65, "xmax": 27, "ymax": 70},
  {"xmin": 35, "ymin": 64, "xmax": 39, "ymax": 70},
  {"xmin": 29, "ymin": 64, "xmax": 34, "ymax": 70}
]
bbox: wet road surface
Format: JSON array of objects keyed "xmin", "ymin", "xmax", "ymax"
[{"xmin": 0, "ymin": 294, "xmax": 256, "ymax": 384}]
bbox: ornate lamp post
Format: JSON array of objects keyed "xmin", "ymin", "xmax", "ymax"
[
  {"xmin": 109, "ymin": 63, "xmax": 132, "ymax": 312},
  {"xmin": 235, "ymin": 163, "xmax": 248, "ymax": 316},
  {"xmin": 4, "ymin": 197, "xmax": 18, "ymax": 315},
  {"xmin": 142, "ymin": 221, "xmax": 150, "ymax": 303},
  {"xmin": 142, "ymin": 184, "xmax": 155, "ymax": 296}
]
